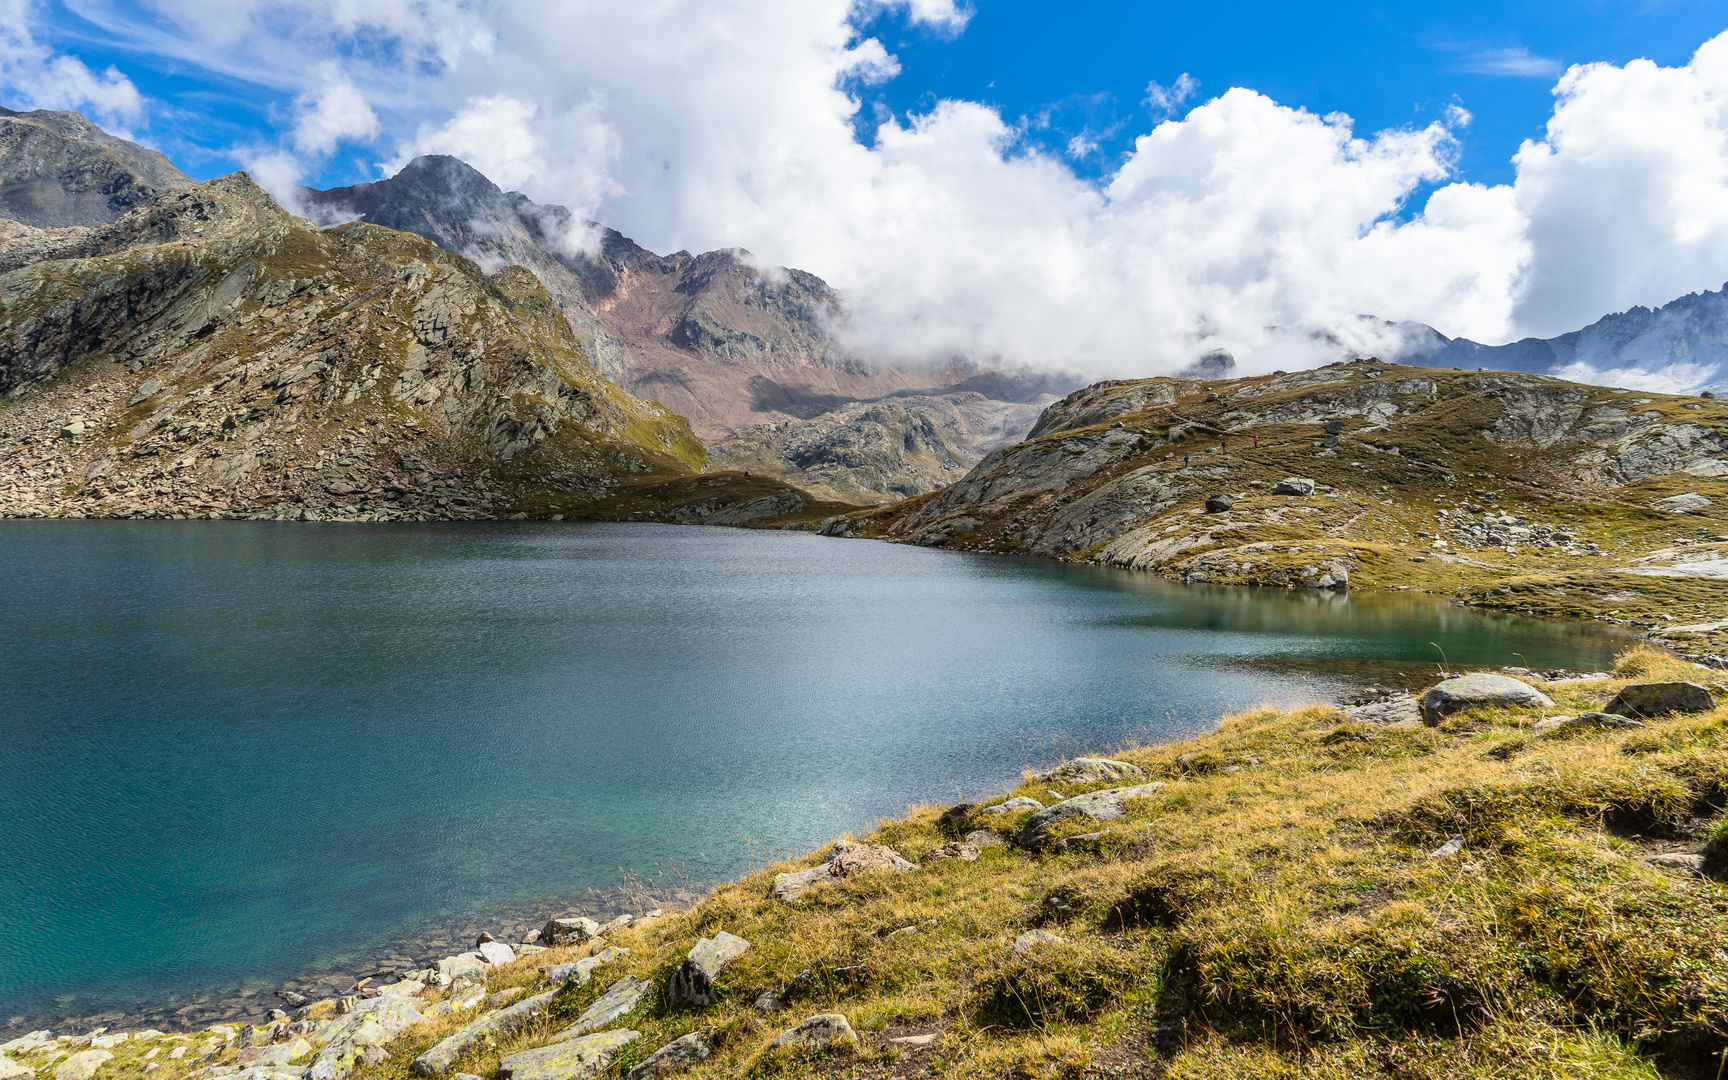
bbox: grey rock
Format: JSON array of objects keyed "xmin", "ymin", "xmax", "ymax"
[
  {"xmin": 625, "ymin": 1033, "xmax": 710, "ymax": 1080},
  {"xmin": 594, "ymin": 914, "xmax": 634, "ymax": 937},
  {"xmin": 979, "ymin": 796, "xmax": 1043, "ymax": 816},
  {"xmin": 769, "ymin": 863, "xmax": 834, "ymax": 904},
  {"xmin": 542, "ymin": 918, "xmax": 601, "ymax": 947},
  {"xmin": 497, "ymin": 1031, "xmax": 638, "ymax": 1080},
  {"xmin": 1342, "ymin": 697, "xmax": 1421, "ymax": 724},
  {"xmin": 963, "ymin": 830, "xmax": 1004, "ymax": 848},
  {"xmin": 667, "ymin": 932, "xmax": 750, "ymax": 1008},
  {"xmin": 1429, "ymin": 835, "xmax": 1465, "ymax": 858},
  {"xmin": 0, "ymin": 1056, "xmax": 34, "ymax": 1080},
  {"xmin": 1604, "ymin": 681, "xmax": 1715, "ymax": 717},
  {"xmin": 889, "ymin": 1033, "xmax": 940, "ymax": 1049},
  {"xmin": 436, "ymin": 953, "xmax": 487, "ymax": 991},
  {"xmin": 923, "ymin": 841, "xmax": 980, "ymax": 861},
  {"xmin": 770, "ymin": 1014, "xmax": 857, "ymax": 1050},
  {"xmin": 420, "ymin": 984, "xmax": 486, "ymax": 1020},
  {"xmin": 1017, "ymin": 783, "xmax": 1165, "ymax": 847},
  {"xmin": 1272, "ymin": 477, "xmax": 1316, "ymax": 496},
  {"xmin": 1653, "ymin": 493, "xmax": 1713, "ymax": 512},
  {"xmin": 1646, "ymin": 852, "xmax": 1705, "ymax": 874},
  {"xmin": 1419, "ymin": 674, "xmax": 1554, "ymax": 724},
  {"xmin": 53, "ymin": 1051, "xmax": 111, "ymax": 1080},
  {"xmin": 1204, "ymin": 493, "xmax": 1234, "ymax": 513},
  {"xmin": 1053, "ymin": 831, "xmax": 1107, "ymax": 854},
  {"xmin": 477, "ymin": 941, "xmax": 516, "ymax": 966},
  {"xmin": 552, "ymin": 976, "xmax": 649, "ymax": 1041},
  {"xmin": 235, "ymin": 1041, "xmax": 309, "ymax": 1068},
  {"xmin": 308, "ymin": 997, "xmax": 425, "ymax": 1080},
  {"xmin": 1569, "ymin": 711, "xmax": 1647, "ymax": 730},
  {"xmin": 126, "ymin": 377, "xmax": 165, "ymax": 407},
  {"xmin": 410, "ymin": 991, "xmax": 554, "ymax": 1075},
  {"xmin": 1012, "ymin": 929, "xmax": 1063, "ymax": 955},
  {"xmin": 754, "ymin": 991, "xmax": 785, "ymax": 1012},
  {"xmin": 1030, "ymin": 757, "xmax": 1145, "ymax": 786},
  {"xmin": 274, "ymin": 991, "xmax": 309, "ymax": 1009}
]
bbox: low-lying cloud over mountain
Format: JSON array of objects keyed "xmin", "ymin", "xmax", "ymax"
[{"xmin": 10, "ymin": 2, "xmax": 1728, "ymax": 384}]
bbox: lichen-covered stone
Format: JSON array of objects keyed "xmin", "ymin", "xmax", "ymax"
[
  {"xmin": 551, "ymin": 977, "xmax": 649, "ymax": 1042},
  {"xmin": 979, "ymin": 796, "xmax": 1043, "ymax": 816},
  {"xmin": 410, "ymin": 992, "xmax": 553, "ymax": 1075},
  {"xmin": 497, "ymin": 1031, "xmax": 638, "ymax": 1080},
  {"xmin": 1030, "ymin": 758, "xmax": 1145, "ymax": 785},
  {"xmin": 624, "ymin": 1033, "xmax": 710, "ymax": 1080},
  {"xmin": 54, "ymin": 1051, "xmax": 111, "ymax": 1080}
]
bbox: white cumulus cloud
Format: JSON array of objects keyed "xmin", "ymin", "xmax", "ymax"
[{"xmin": 21, "ymin": 0, "xmax": 1728, "ymax": 379}]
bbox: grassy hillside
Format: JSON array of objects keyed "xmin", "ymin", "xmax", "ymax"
[
  {"xmin": 30, "ymin": 647, "xmax": 1728, "ymax": 1080},
  {"xmin": 822, "ymin": 362, "xmax": 1728, "ymax": 663}
]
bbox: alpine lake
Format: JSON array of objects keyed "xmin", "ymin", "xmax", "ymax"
[{"xmin": 0, "ymin": 521, "xmax": 1635, "ymax": 1032}]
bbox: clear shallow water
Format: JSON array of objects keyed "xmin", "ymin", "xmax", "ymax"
[{"xmin": 0, "ymin": 521, "xmax": 1630, "ymax": 1027}]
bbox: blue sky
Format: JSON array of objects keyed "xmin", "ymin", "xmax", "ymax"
[
  {"xmin": 855, "ymin": 0, "xmax": 1728, "ymax": 189},
  {"xmin": 26, "ymin": 0, "xmax": 1728, "ymax": 191}
]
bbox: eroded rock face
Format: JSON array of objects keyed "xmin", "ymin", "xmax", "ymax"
[{"xmin": 1419, "ymin": 675, "xmax": 1555, "ymax": 725}]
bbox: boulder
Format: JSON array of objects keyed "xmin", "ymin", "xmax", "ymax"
[
  {"xmin": 625, "ymin": 1033, "xmax": 710, "ymax": 1080},
  {"xmin": 551, "ymin": 977, "xmax": 649, "ymax": 1041},
  {"xmin": 477, "ymin": 942, "xmax": 516, "ymax": 966},
  {"xmin": 0, "ymin": 1056, "xmax": 34, "ymax": 1080},
  {"xmin": 978, "ymin": 797, "xmax": 1043, "ymax": 816},
  {"xmin": 1342, "ymin": 697, "xmax": 1421, "ymax": 725},
  {"xmin": 1030, "ymin": 758, "xmax": 1145, "ymax": 786},
  {"xmin": 594, "ymin": 915, "xmax": 634, "ymax": 937},
  {"xmin": 0, "ymin": 1034, "xmax": 54, "ymax": 1057},
  {"xmin": 54, "ymin": 1052, "xmax": 112, "ymax": 1080},
  {"xmin": 544, "ymin": 946, "xmax": 629, "ymax": 988},
  {"xmin": 1272, "ymin": 477, "xmax": 1316, "ymax": 496},
  {"xmin": 436, "ymin": 953, "xmax": 487, "ymax": 991},
  {"xmin": 1012, "ymin": 930, "xmax": 1063, "ymax": 955},
  {"xmin": 1204, "ymin": 494, "xmax": 1234, "ymax": 513},
  {"xmin": 1653, "ymin": 493, "xmax": 1713, "ymax": 513},
  {"xmin": 1646, "ymin": 852, "xmax": 1705, "ymax": 875},
  {"xmin": 963, "ymin": 830, "xmax": 1004, "ymax": 848},
  {"xmin": 923, "ymin": 842, "xmax": 979, "ymax": 862},
  {"xmin": 1604, "ymin": 682, "xmax": 1715, "ymax": 718},
  {"xmin": 541, "ymin": 918, "xmax": 601, "ymax": 947},
  {"xmin": 421, "ymin": 984, "xmax": 486, "ymax": 1020},
  {"xmin": 309, "ymin": 997, "xmax": 426, "ymax": 1080},
  {"xmin": 667, "ymin": 932, "xmax": 750, "ymax": 1008},
  {"xmin": 1017, "ymin": 784, "xmax": 1165, "ymax": 847},
  {"xmin": 411, "ymin": 992, "xmax": 554, "ymax": 1075},
  {"xmin": 1567, "ymin": 711, "xmax": 1647, "ymax": 731},
  {"xmin": 831, "ymin": 842, "xmax": 916, "ymax": 876},
  {"xmin": 770, "ymin": 1014, "xmax": 857, "ymax": 1050},
  {"xmin": 771, "ymin": 841, "xmax": 916, "ymax": 903},
  {"xmin": 236, "ymin": 1042, "xmax": 310, "ymax": 1068},
  {"xmin": 497, "ymin": 1031, "xmax": 638, "ymax": 1080},
  {"xmin": 1418, "ymin": 674, "xmax": 1554, "ymax": 724}
]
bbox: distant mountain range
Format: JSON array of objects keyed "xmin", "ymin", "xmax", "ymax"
[{"xmin": 1398, "ymin": 289, "xmax": 1728, "ymax": 395}]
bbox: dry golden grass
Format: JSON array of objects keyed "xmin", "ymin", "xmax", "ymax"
[{"xmin": 80, "ymin": 670, "xmax": 1728, "ymax": 1080}]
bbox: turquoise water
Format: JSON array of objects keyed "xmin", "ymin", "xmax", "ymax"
[{"xmin": 0, "ymin": 521, "xmax": 1630, "ymax": 1029}]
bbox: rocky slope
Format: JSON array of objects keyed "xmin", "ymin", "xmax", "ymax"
[
  {"xmin": 0, "ymin": 108, "xmax": 192, "ymax": 228},
  {"xmin": 0, "ymin": 170, "xmax": 837, "ymax": 525},
  {"xmin": 827, "ymin": 361, "xmax": 1728, "ymax": 654},
  {"xmin": 300, "ymin": 155, "xmax": 1073, "ymax": 500}
]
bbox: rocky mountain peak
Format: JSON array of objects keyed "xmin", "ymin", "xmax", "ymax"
[{"xmin": 0, "ymin": 106, "xmax": 193, "ymax": 228}]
